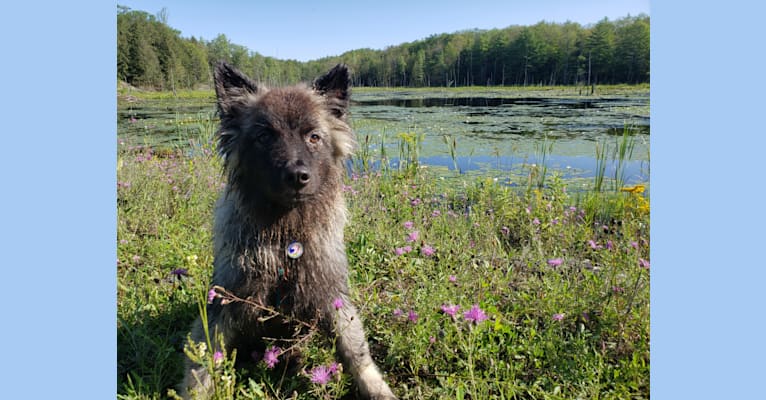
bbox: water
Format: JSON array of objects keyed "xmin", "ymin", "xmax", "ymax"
[{"xmin": 117, "ymin": 88, "xmax": 650, "ymax": 186}]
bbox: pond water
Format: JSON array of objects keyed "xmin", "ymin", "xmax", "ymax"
[{"xmin": 117, "ymin": 88, "xmax": 650, "ymax": 188}]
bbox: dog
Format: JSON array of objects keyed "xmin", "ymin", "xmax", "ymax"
[{"xmin": 180, "ymin": 62, "xmax": 396, "ymax": 399}]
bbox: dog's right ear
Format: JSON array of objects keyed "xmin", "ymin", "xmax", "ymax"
[{"xmin": 214, "ymin": 61, "xmax": 259, "ymax": 117}]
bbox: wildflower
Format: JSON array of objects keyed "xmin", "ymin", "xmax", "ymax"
[
  {"xmin": 309, "ymin": 365, "xmax": 333, "ymax": 385},
  {"xmin": 429, "ymin": 336, "xmax": 436, "ymax": 344},
  {"xmin": 131, "ymin": 255, "xmax": 141, "ymax": 263},
  {"xmin": 620, "ymin": 184, "xmax": 645, "ymax": 194},
  {"xmin": 547, "ymin": 258, "xmax": 563, "ymax": 267},
  {"xmin": 406, "ymin": 230, "xmax": 419, "ymax": 242},
  {"xmin": 525, "ymin": 207, "xmax": 531, "ymax": 214},
  {"xmin": 171, "ymin": 268, "xmax": 188, "ymax": 277},
  {"xmin": 587, "ymin": 240, "xmax": 603, "ymax": 250},
  {"xmin": 606, "ymin": 240, "xmax": 614, "ymax": 250},
  {"xmin": 394, "ymin": 247, "xmax": 405, "ymax": 256},
  {"xmin": 421, "ymin": 245, "xmax": 435, "ymax": 257},
  {"xmin": 408, "ymin": 310, "xmax": 419, "ymax": 323},
  {"xmin": 448, "ymin": 275, "xmax": 457, "ymax": 283},
  {"xmin": 119, "ymin": 239, "xmax": 128, "ymax": 245},
  {"xmin": 501, "ymin": 226, "xmax": 510, "ymax": 236},
  {"xmin": 552, "ymin": 313, "xmax": 565, "ymax": 321},
  {"xmin": 440, "ymin": 304, "xmax": 460, "ymax": 319},
  {"xmin": 431, "ymin": 209, "xmax": 441, "ymax": 217},
  {"xmin": 463, "ymin": 304, "xmax": 488, "ymax": 324},
  {"xmin": 630, "ymin": 241, "xmax": 639, "ymax": 249},
  {"xmin": 213, "ymin": 351, "xmax": 223, "ymax": 364},
  {"xmin": 403, "ymin": 221, "xmax": 414, "ymax": 229},
  {"xmin": 333, "ymin": 297, "xmax": 344, "ymax": 310},
  {"xmin": 410, "ymin": 198, "xmax": 422, "ymax": 206},
  {"xmin": 639, "ymin": 258, "xmax": 650, "ymax": 269},
  {"xmin": 392, "ymin": 308, "xmax": 403, "ymax": 317},
  {"xmin": 263, "ymin": 346, "xmax": 281, "ymax": 369},
  {"xmin": 532, "ymin": 218, "xmax": 541, "ymax": 225},
  {"xmin": 612, "ymin": 286, "xmax": 624, "ymax": 293},
  {"xmin": 207, "ymin": 288, "xmax": 217, "ymax": 304},
  {"xmin": 551, "ymin": 218, "xmax": 559, "ymax": 225},
  {"xmin": 328, "ymin": 362, "xmax": 340, "ymax": 375},
  {"xmin": 569, "ymin": 206, "xmax": 577, "ymax": 212}
]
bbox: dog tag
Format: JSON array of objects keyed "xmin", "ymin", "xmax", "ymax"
[{"xmin": 286, "ymin": 241, "xmax": 304, "ymax": 259}]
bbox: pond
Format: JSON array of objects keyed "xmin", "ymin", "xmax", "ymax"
[{"xmin": 117, "ymin": 87, "xmax": 650, "ymax": 189}]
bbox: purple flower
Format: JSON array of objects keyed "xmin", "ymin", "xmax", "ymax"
[
  {"xmin": 395, "ymin": 245, "xmax": 413, "ymax": 255},
  {"xmin": 408, "ymin": 309, "xmax": 419, "ymax": 323},
  {"xmin": 547, "ymin": 258, "xmax": 563, "ymax": 267},
  {"xmin": 403, "ymin": 221, "xmax": 414, "ymax": 229},
  {"xmin": 532, "ymin": 218, "xmax": 541, "ymax": 225},
  {"xmin": 131, "ymin": 255, "xmax": 141, "ymax": 263},
  {"xmin": 587, "ymin": 240, "xmax": 603, "ymax": 250},
  {"xmin": 207, "ymin": 288, "xmax": 217, "ymax": 304},
  {"xmin": 406, "ymin": 230, "xmax": 419, "ymax": 243},
  {"xmin": 551, "ymin": 218, "xmax": 559, "ymax": 225},
  {"xmin": 333, "ymin": 297, "xmax": 344, "ymax": 310},
  {"xmin": 630, "ymin": 241, "xmax": 639, "ymax": 249},
  {"xmin": 501, "ymin": 226, "xmax": 510, "ymax": 236},
  {"xmin": 431, "ymin": 210, "xmax": 441, "ymax": 217},
  {"xmin": 392, "ymin": 308, "xmax": 403, "ymax": 317},
  {"xmin": 612, "ymin": 286, "xmax": 624, "ymax": 293},
  {"xmin": 213, "ymin": 351, "xmax": 223, "ymax": 364},
  {"xmin": 421, "ymin": 245, "xmax": 435, "ymax": 257},
  {"xmin": 429, "ymin": 336, "xmax": 436, "ymax": 344},
  {"xmin": 309, "ymin": 365, "xmax": 333, "ymax": 385},
  {"xmin": 328, "ymin": 362, "xmax": 340, "ymax": 374},
  {"xmin": 263, "ymin": 346, "xmax": 281, "ymax": 369},
  {"xmin": 606, "ymin": 240, "xmax": 614, "ymax": 250},
  {"xmin": 639, "ymin": 258, "xmax": 650, "ymax": 269},
  {"xmin": 463, "ymin": 304, "xmax": 488, "ymax": 324},
  {"xmin": 552, "ymin": 313, "xmax": 565, "ymax": 321},
  {"xmin": 171, "ymin": 268, "xmax": 188, "ymax": 277},
  {"xmin": 411, "ymin": 198, "xmax": 422, "ymax": 206},
  {"xmin": 440, "ymin": 304, "xmax": 460, "ymax": 319},
  {"xmin": 448, "ymin": 275, "xmax": 457, "ymax": 283}
]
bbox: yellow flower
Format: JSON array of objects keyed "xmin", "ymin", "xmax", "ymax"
[{"xmin": 620, "ymin": 185, "xmax": 645, "ymax": 194}]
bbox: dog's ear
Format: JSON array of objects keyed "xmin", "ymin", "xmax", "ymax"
[
  {"xmin": 214, "ymin": 61, "xmax": 259, "ymax": 117},
  {"xmin": 313, "ymin": 64, "xmax": 351, "ymax": 120}
]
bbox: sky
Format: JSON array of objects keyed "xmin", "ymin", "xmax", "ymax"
[{"xmin": 118, "ymin": 0, "xmax": 650, "ymax": 62}]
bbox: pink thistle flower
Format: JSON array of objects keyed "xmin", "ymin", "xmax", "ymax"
[
  {"xmin": 552, "ymin": 313, "xmax": 565, "ymax": 321},
  {"xmin": 532, "ymin": 218, "xmax": 541, "ymax": 225},
  {"xmin": 403, "ymin": 221, "xmax": 414, "ymax": 229},
  {"xmin": 392, "ymin": 308, "xmax": 403, "ymax": 317},
  {"xmin": 429, "ymin": 336, "xmax": 436, "ymax": 344},
  {"xmin": 406, "ymin": 230, "xmax": 419, "ymax": 242},
  {"xmin": 333, "ymin": 298, "xmax": 344, "ymax": 310},
  {"xmin": 606, "ymin": 240, "xmax": 614, "ymax": 250},
  {"xmin": 309, "ymin": 365, "xmax": 333, "ymax": 385},
  {"xmin": 394, "ymin": 247, "xmax": 406, "ymax": 256},
  {"xmin": 547, "ymin": 258, "xmax": 563, "ymax": 267},
  {"xmin": 588, "ymin": 240, "xmax": 603, "ymax": 250},
  {"xmin": 408, "ymin": 309, "xmax": 419, "ymax": 323},
  {"xmin": 639, "ymin": 258, "xmax": 650, "ymax": 269},
  {"xmin": 421, "ymin": 245, "xmax": 435, "ymax": 257},
  {"xmin": 131, "ymin": 255, "xmax": 141, "ymax": 263},
  {"xmin": 213, "ymin": 351, "xmax": 223, "ymax": 364},
  {"xmin": 328, "ymin": 362, "xmax": 340, "ymax": 375},
  {"xmin": 440, "ymin": 304, "xmax": 460, "ymax": 319},
  {"xmin": 463, "ymin": 304, "xmax": 488, "ymax": 324},
  {"xmin": 448, "ymin": 275, "xmax": 457, "ymax": 283},
  {"xmin": 411, "ymin": 198, "xmax": 421, "ymax": 206},
  {"xmin": 207, "ymin": 288, "xmax": 217, "ymax": 304},
  {"xmin": 631, "ymin": 241, "xmax": 639, "ymax": 249},
  {"xmin": 263, "ymin": 346, "xmax": 281, "ymax": 369},
  {"xmin": 431, "ymin": 210, "xmax": 441, "ymax": 217}
]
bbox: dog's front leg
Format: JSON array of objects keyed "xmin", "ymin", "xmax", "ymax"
[{"xmin": 332, "ymin": 298, "xmax": 398, "ymax": 400}]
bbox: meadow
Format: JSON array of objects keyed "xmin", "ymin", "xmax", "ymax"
[{"xmin": 117, "ymin": 88, "xmax": 649, "ymax": 399}]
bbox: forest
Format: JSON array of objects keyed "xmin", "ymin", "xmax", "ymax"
[{"xmin": 117, "ymin": 5, "xmax": 649, "ymax": 90}]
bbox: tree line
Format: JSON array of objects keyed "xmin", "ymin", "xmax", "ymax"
[{"xmin": 117, "ymin": 5, "xmax": 648, "ymax": 90}]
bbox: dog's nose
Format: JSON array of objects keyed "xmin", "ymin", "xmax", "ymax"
[{"xmin": 287, "ymin": 166, "xmax": 311, "ymax": 188}]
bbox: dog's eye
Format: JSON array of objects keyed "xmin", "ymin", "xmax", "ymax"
[{"xmin": 308, "ymin": 132, "xmax": 321, "ymax": 144}]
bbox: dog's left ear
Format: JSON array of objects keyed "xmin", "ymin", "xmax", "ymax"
[{"xmin": 313, "ymin": 64, "xmax": 351, "ymax": 120}]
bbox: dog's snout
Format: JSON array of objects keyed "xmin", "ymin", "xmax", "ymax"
[{"xmin": 287, "ymin": 165, "xmax": 311, "ymax": 188}]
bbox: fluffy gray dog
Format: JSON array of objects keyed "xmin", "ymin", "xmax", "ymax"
[{"xmin": 179, "ymin": 62, "xmax": 396, "ymax": 400}]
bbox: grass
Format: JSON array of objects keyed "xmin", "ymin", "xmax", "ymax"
[{"xmin": 117, "ymin": 112, "xmax": 649, "ymax": 400}]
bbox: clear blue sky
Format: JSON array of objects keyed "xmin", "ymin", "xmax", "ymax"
[{"xmin": 118, "ymin": 0, "xmax": 649, "ymax": 61}]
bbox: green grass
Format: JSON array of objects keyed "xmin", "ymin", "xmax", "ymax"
[{"xmin": 117, "ymin": 125, "xmax": 649, "ymax": 399}]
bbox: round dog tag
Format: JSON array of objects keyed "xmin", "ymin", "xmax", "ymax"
[{"xmin": 286, "ymin": 241, "xmax": 304, "ymax": 259}]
